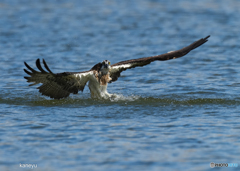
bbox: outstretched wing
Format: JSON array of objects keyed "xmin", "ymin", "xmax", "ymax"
[
  {"xmin": 24, "ymin": 59, "xmax": 94, "ymax": 99},
  {"xmin": 109, "ymin": 35, "xmax": 210, "ymax": 83}
]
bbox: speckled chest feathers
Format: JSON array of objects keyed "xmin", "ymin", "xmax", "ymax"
[{"xmin": 94, "ymin": 70, "xmax": 112, "ymax": 86}]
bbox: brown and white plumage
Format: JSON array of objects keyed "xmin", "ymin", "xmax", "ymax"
[
  {"xmin": 24, "ymin": 35, "xmax": 210, "ymax": 99},
  {"xmin": 24, "ymin": 59, "xmax": 95, "ymax": 99}
]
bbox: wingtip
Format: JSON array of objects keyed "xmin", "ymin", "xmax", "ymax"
[
  {"xmin": 24, "ymin": 61, "xmax": 28, "ymax": 68},
  {"xmin": 42, "ymin": 58, "xmax": 53, "ymax": 74},
  {"xmin": 205, "ymin": 35, "xmax": 210, "ymax": 39},
  {"xmin": 192, "ymin": 35, "xmax": 211, "ymax": 50},
  {"xmin": 24, "ymin": 68, "xmax": 32, "ymax": 75},
  {"xmin": 36, "ymin": 58, "xmax": 47, "ymax": 73},
  {"xmin": 24, "ymin": 76, "xmax": 29, "ymax": 79},
  {"xmin": 36, "ymin": 58, "xmax": 40, "ymax": 66},
  {"xmin": 24, "ymin": 60, "xmax": 38, "ymax": 73},
  {"xmin": 204, "ymin": 35, "xmax": 210, "ymax": 41}
]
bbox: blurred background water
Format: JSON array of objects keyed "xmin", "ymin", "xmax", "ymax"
[{"xmin": 0, "ymin": 0, "xmax": 240, "ymax": 170}]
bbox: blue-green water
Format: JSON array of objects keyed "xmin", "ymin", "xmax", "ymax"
[{"xmin": 0, "ymin": 0, "xmax": 240, "ymax": 170}]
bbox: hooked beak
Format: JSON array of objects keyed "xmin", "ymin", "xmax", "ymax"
[
  {"xmin": 103, "ymin": 64, "xmax": 109, "ymax": 68},
  {"xmin": 103, "ymin": 62, "xmax": 111, "ymax": 68}
]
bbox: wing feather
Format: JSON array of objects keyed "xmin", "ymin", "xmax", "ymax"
[
  {"xmin": 24, "ymin": 59, "xmax": 94, "ymax": 99},
  {"xmin": 42, "ymin": 59, "xmax": 53, "ymax": 73},
  {"xmin": 24, "ymin": 61, "xmax": 38, "ymax": 73},
  {"xmin": 36, "ymin": 58, "xmax": 47, "ymax": 73},
  {"xmin": 109, "ymin": 35, "xmax": 210, "ymax": 82}
]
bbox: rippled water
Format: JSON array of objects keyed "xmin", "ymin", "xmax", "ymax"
[{"xmin": 1, "ymin": 0, "xmax": 240, "ymax": 170}]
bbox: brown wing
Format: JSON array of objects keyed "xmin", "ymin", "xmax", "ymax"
[
  {"xmin": 24, "ymin": 59, "xmax": 94, "ymax": 99},
  {"xmin": 109, "ymin": 35, "xmax": 210, "ymax": 83}
]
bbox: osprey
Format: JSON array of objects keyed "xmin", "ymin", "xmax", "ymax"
[{"xmin": 24, "ymin": 35, "xmax": 210, "ymax": 99}]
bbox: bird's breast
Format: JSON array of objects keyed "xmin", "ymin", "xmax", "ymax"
[
  {"xmin": 99, "ymin": 74, "xmax": 111, "ymax": 86},
  {"xmin": 93, "ymin": 71, "xmax": 111, "ymax": 86}
]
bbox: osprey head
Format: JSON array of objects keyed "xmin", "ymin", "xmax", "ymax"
[
  {"xmin": 101, "ymin": 60, "xmax": 111, "ymax": 70},
  {"xmin": 90, "ymin": 60, "xmax": 111, "ymax": 73}
]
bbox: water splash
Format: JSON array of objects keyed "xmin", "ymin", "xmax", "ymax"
[{"xmin": 109, "ymin": 93, "xmax": 140, "ymax": 102}]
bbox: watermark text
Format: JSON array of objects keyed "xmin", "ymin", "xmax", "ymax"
[
  {"xmin": 210, "ymin": 162, "xmax": 238, "ymax": 168},
  {"xmin": 19, "ymin": 163, "xmax": 37, "ymax": 169}
]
